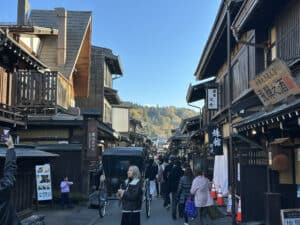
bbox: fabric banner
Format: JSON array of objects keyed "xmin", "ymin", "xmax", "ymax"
[{"xmin": 213, "ymin": 143, "xmax": 228, "ymax": 196}]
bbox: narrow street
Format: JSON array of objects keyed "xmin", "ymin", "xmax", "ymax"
[{"xmin": 34, "ymin": 197, "xmax": 232, "ymax": 225}]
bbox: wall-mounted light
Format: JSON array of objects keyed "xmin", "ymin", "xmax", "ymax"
[{"xmin": 251, "ymin": 129, "xmax": 257, "ymax": 135}]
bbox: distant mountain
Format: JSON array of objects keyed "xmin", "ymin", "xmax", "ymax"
[{"xmin": 123, "ymin": 102, "xmax": 198, "ymax": 138}]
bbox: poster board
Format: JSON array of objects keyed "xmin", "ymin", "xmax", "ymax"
[
  {"xmin": 35, "ymin": 164, "xmax": 52, "ymax": 201},
  {"xmin": 281, "ymin": 209, "xmax": 300, "ymax": 225}
]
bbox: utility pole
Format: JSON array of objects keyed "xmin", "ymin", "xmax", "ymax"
[{"xmin": 226, "ymin": 0, "xmax": 237, "ymax": 224}]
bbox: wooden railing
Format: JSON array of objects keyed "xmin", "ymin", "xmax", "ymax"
[
  {"xmin": 0, "ymin": 104, "xmax": 25, "ymax": 126},
  {"xmin": 15, "ymin": 70, "xmax": 71, "ymax": 112}
]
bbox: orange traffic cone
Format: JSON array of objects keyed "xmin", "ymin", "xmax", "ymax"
[
  {"xmin": 236, "ymin": 198, "xmax": 242, "ymax": 223},
  {"xmin": 226, "ymin": 191, "xmax": 232, "ymax": 215},
  {"xmin": 211, "ymin": 182, "xmax": 217, "ymax": 199},
  {"xmin": 216, "ymin": 186, "xmax": 224, "ymax": 206}
]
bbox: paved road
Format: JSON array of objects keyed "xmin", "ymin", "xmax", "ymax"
[
  {"xmin": 94, "ymin": 197, "xmax": 183, "ymax": 225},
  {"xmin": 93, "ymin": 197, "xmax": 232, "ymax": 225},
  {"xmin": 34, "ymin": 197, "xmax": 232, "ymax": 225}
]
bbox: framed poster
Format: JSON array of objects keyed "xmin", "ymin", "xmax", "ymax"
[
  {"xmin": 281, "ymin": 209, "xmax": 300, "ymax": 225},
  {"xmin": 35, "ymin": 164, "xmax": 52, "ymax": 201}
]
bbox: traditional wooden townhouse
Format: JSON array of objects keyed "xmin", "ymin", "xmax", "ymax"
[
  {"xmin": 230, "ymin": 0, "xmax": 300, "ymax": 224},
  {"xmin": 190, "ymin": 0, "xmax": 300, "ymax": 224},
  {"xmin": 0, "ymin": 27, "xmax": 57, "ymax": 221},
  {"xmin": 76, "ymin": 46, "xmax": 123, "ymax": 147}
]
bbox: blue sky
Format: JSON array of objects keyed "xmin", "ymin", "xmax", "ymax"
[{"xmin": 2, "ymin": 0, "xmax": 221, "ymax": 108}]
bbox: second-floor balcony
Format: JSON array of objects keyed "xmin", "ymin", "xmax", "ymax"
[{"xmin": 15, "ymin": 70, "xmax": 72, "ymax": 113}]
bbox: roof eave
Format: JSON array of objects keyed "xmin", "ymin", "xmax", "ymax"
[{"xmin": 194, "ymin": 1, "xmax": 227, "ymax": 80}]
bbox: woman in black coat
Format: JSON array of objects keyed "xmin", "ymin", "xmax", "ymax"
[{"xmin": 117, "ymin": 165, "xmax": 143, "ymax": 225}]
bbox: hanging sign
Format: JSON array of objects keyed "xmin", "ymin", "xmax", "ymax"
[
  {"xmin": 208, "ymin": 125, "xmax": 223, "ymax": 155},
  {"xmin": 250, "ymin": 59, "xmax": 300, "ymax": 106},
  {"xmin": 281, "ymin": 209, "xmax": 300, "ymax": 225},
  {"xmin": 35, "ymin": 164, "xmax": 52, "ymax": 201},
  {"xmin": 207, "ymin": 88, "xmax": 218, "ymax": 110}
]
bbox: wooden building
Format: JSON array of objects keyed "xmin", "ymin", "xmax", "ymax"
[{"xmin": 188, "ymin": 0, "xmax": 300, "ymax": 223}]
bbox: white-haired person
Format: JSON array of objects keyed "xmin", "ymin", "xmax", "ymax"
[{"xmin": 117, "ymin": 165, "xmax": 143, "ymax": 225}]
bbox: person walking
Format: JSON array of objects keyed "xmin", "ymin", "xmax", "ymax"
[
  {"xmin": 0, "ymin": 135, "xmax": 21, "ymax": 225},
  {"xmin": 156, "ymin": 158, "xmax": 164, "ymax": 197},
  {"xmin": 177, "ymin": 167, "xmax": 194, "ymax": 225},
  {"xmin": 145, "ymin": 158, "xmax": 158, "ymax": 199},
  {"xmin": 190, "ymin": 169, "xmax": 214, "ymax": 225},
  {"xmin": 169, "ymin": 159, "xmax": 184, "ymax": 220},
  {"xmin": 60, "ymin": 176, "xmax": 73, "ymax": 209},
  {"xmin": 117, "ymin": 165, "xmax": 143, "ymax": 225},
  {"xmin": 163, "ymin": 155, "xmax": 175, "ymax": 209}
]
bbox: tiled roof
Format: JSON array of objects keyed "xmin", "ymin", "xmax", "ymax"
[{"xmin": 29, "ymin": 10, "xmax": 91, "ymax": 78}]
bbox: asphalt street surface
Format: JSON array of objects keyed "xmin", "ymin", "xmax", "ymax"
[{"xmin": 94, "ymin": 197, "xmax": 184, "ymax": 225}]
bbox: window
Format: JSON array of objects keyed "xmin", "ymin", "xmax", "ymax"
[
  {"xmin": 104, "ymin": 63, "xmax": 112, "ymax": 88},
  {"xmin": 270, "ymin": 26, "xmax": 277, "ymax": 61},
  {"xmin": 104, "ymin": 103, "xmax": 112, "ymax": 123}
]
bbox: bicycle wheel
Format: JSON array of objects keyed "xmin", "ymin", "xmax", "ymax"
[
  {"xmin": 145, "ymin": 182, "xmax": 151, "ymax": 218},
  {"xmin": 99, "ymin": 201, "xmax": 106, "ymax": 218}
]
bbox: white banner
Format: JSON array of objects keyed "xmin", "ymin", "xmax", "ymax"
[
  {"xmin": 213, "ymin": 143, "xmax": 228, "ymax": 196},
  {"xmin": 35, "ymin": 164, "xmax": 52, "ymax": 201}
]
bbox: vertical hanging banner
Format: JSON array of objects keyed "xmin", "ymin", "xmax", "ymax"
[
  {"xmin": 87, "ymin": 119, "xmax": 98, "ymax": 158},
  {"xmin": 208, "ymin": 125, "xmax": 223, "ymax": 155},
  {"xmin": 207, "ymin": 88, "xmax": 218, "ymax": 110},
  {"xmin": 35, "ymin": 164, "xmax": 52, "ymax": 201}
]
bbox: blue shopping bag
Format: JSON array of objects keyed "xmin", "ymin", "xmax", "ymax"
[{"xmin": 184, "ymin": 196, "xmax": 198, "ymax": 218}]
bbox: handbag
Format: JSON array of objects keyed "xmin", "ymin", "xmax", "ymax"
[{"xmin": 184, "ymin": 196, "xmax": 198, "ymax": 218}]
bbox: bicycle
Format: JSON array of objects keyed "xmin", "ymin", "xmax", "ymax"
[{"xmin": 98, "ymin": 190, "xmax": 107, "ymax": 218}]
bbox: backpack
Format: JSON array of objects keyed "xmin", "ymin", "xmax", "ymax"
[{"xmin": 184, "ymin": 196, "xmax": 198, "ymax": 218}]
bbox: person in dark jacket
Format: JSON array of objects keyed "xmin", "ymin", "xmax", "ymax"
[
  {"xmin": 168, "ymin": 159, "xmax": 184, "ymax": 220},
  {"xmin": 145, "ymin": 158, "xmax": 158, "ymax": 199},
  {"xmin": 118, "ymin": 165, "xmax": 143, "ymax": 225},
  {"xmin": 162, "ymin": 155, "xmax": 175, "ymax": 208},
  {"xmin": 0, "ymin": 135, "xmax": 21, "ymax": 225},
  {"xmin": 177, "ymin": 167, "xmax": 194, "ymax": 225}
]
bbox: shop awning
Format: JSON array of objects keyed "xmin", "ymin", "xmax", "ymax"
[
  {"xmin": 186, "ymin": 77, "xmax": 216, "ymax": 103},
  {"xmin": 180, "ymin": 115, "xmax": 200, "ymax": 133},
  {"xmin": 0, "ymin": 144, "xmax": 58, "ymax": 158},
  {"xmin": 234, "ymin": 98, "xmax": 300, "ymax": 132},
  {"xmin": 104, "ymin": 87, "xmax": 121, "ymax": 105}
]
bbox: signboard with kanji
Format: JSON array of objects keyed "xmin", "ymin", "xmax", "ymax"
[
  {"xmin": 207, "ymin": 88, "xmax": 218, "ymax": 110},
  {"xmin": 281, "ymin": 209, "xmax": 300, "ymax": 225},
  {"xmin": 250, "ymin": 59, "xmax": 300, "ymax": 106},
  {"xmin": 87, "ymin": 120, "xmax": 98, "ymax": 158},
  {"xmin": 208, "ymin": 125, "xmax": 223, "ymax": 155}
]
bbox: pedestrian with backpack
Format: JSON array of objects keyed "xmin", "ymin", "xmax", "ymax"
[{"xmin": 177, "ymin": 167, "xmax": 194, "ymax": 225}]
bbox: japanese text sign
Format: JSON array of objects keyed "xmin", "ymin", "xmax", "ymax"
[
  {"xmin": 281, "ymin": 209, "xmax": 300, "ymax": 225},
  {"xmin": 207, "ymin": 88, "xmax": 218, "ymax": 110},
  {"xmin": 208, "ymin": 125, "xmax": 223, "ymax": 155},
  {"xmin": 250, "ymin": 59, "xmax": 300, "ymax": 106},
  {"xmin": 35, "ymin": 164, "xmax": 52, "ymax": 201}
]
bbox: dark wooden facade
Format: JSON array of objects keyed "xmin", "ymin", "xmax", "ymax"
[{"xmin": 190, "ymin": 0, "xmax": 300, "ymax": 223}]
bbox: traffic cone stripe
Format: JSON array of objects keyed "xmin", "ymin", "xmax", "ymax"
[
  {"xmin": 216, "ymin": 186, "xmax": 224, "ymax": 206},
  {"xmin": 236, "ymin": 198, "xmax": 242, "ymax": 223},
  {"xmin": 211, "ymin": 182, "xmax": 217, "ymax": 199}
]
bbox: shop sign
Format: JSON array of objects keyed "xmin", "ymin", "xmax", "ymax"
[
  {"xmin": 281, "ymin": 209, "xmax": 300, "ymax": 225},
  {"xmin": 87, "ymin": 120, "xmax": 98, "ymax": 158},
  {"xmin": 208, "ymin": 125, "xmax": 223, "ymax": 155},
  {"xmin": 35, "ymin": 164, "xmax": 52, "ymax": 201},
  {"xmin": 250, "ymin": 59, "xmax": 300, "ymax": 107},
  {"xmin": 207, "ymin": 88, "xmax": 218, "ymax": 110}
]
